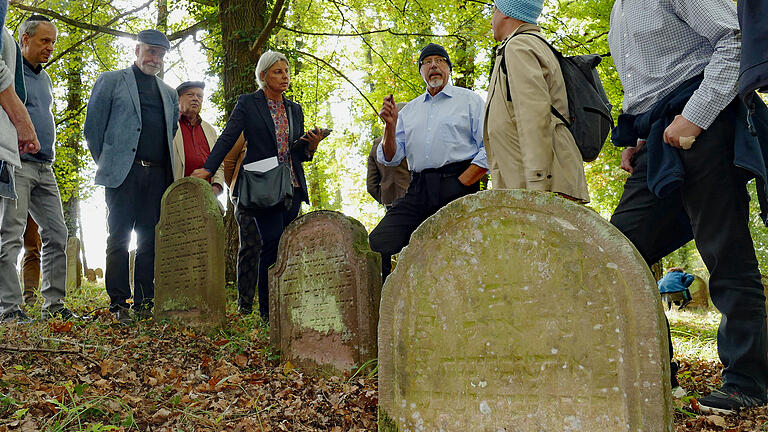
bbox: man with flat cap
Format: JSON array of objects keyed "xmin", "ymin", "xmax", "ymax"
[
  {"xmin": 172, "ymin": 81, "xmax": 224, "ymax": 194},
  {"xmin": 369, "ymin": 43, "xmax": 488, "ymax": 281},
  {"xmin": 84, "ymin": 29, "xmax": 179, "ymax": 323}
]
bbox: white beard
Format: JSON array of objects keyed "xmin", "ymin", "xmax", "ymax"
[
  {"xmin": 427, "ymin": 76, "xmax": 445, "ymax": 88},
  {"xmin": 139, "ymin": 62, "xmax": 162, "ymax": 76}
]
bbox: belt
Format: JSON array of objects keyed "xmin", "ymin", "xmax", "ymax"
[
  {"xmin": 411, "ymin": 159, "xmax": 472, "ymax": 180},
  {"xmin": 134, "ymin": 159, "xmax": 163, "ymax": 167}
]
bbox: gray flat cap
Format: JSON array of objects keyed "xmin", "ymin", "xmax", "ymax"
[
  {"xmin": 137, "ymin": 29, "xmax": 170, "ymax": 50},
  {"xmin": 176, "ymin": 81, "xmax": 205, "ymax": 95}
]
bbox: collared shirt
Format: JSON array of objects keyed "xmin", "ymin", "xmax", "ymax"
[
  {"xmin": 179, "ymin": 114, "xmax": 210, "ymax": 177},
  {"xmin": 377, "ymin": 83, "xmax": 487, "ymax": 172},
  {"xmin": 608, "ymin": 0, "xmax": 740, "ymax": 129}
]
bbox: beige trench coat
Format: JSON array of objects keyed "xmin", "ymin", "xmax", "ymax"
[{"xmin": 484, "ymin": 24, "xmax": 589, "ymax": 203}]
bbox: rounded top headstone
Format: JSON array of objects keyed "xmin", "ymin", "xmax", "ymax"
[{"xmin": 378, "ymin": 189, "xmax": 672, "ymax": 432}]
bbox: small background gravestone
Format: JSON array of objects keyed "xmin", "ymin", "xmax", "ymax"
[
  {"xmin": 378, "ymin": 189, "xmax": 672, "ymax": 432},
  {"xmin": 687, "ymin": 275, "xmax": 710, "ymax": 309},
  {"xmin": 269, "ymin": 210, "xmax": 381, "ymax": 373},
  {"xmin": 154, "ymin": 178, "xmax": 225, "ymax": 328},
  {"xmin": 65, "ymin": 237, "xmax": 81, "ymax": 292},
  {"xmin": 128, "ymin": 250, "xmax": 136, "ymax": 292},
  {"xmin": 85, "ymin": 268, "xmax": 97, "ymax": 282}
]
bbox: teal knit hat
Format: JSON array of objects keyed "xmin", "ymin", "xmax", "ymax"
[{"xmin": 494, "ymin": 0, "xmax": 543, "ymax": 24}]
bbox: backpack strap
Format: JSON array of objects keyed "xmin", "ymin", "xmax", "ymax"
[{"xmin": 497, "ymin": 32, "xmax": 572, "ymax": 128}]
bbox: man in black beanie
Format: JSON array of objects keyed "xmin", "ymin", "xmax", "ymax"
[{"xmin": 369, "ymin": 43, "xmax": 488, "ymax": 281}]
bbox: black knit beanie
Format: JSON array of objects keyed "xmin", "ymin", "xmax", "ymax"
[{"xmin": 418, "ymin": 43, "xmax": 452, "ymax": 71}]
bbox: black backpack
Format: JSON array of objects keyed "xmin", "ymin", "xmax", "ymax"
[{"xmin": 498, "ymin": 32, "xmax": 613, "ymax": 162}]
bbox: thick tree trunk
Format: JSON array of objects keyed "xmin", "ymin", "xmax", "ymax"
[
  {"xmin": 56, "ymin": 61, "xmax": 85, "ymax": 276},
  {"xmin": 218, "ymin": 0, "xmax": 265, "ymax": 283},
  {"xmin": 59, "ymin": 64, "xmax": 83, "ymax": 238}
]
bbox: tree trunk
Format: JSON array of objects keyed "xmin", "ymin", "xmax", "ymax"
[
  {"xmin": 218, "ymin": 0, "xmax": 266, "ymax": 283},
  {"xmin": 58, "ymin": 63, "xmax": 84, "ymax": 239},
  {"xmin": 156, "ymin": 0, "xmax": 168, "ymax": 79}
]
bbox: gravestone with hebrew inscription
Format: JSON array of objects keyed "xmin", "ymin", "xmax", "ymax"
[
  {"xmin": 154, "ymin": 178, "xmax": 225, "ymax": 328},
  {"xmin": 269, "ymin": 210, "xmax": 381, "ymax": 373},
  {"xmin": 378, "ymin": 189, "xmax": 673, "ymax": 432}
]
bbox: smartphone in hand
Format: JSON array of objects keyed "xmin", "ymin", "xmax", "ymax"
[{"xmin": 301, "ymin": 128, "xmax": 332, "ymax": 141}]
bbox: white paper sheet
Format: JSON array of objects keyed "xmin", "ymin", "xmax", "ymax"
[{"xmin": 242, "ymin": 156, "xmax": 278, "ymax": 173}]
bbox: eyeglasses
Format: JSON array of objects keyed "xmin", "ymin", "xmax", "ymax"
[{"xmin": 421, "ymin": 57, "xmax": 447, "ymax": 67}]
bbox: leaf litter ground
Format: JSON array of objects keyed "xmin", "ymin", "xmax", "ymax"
[{"xmin": 0, "ymin": 282, "xmax": 765, "ymax": 431}]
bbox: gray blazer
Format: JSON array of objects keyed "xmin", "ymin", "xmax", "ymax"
[{"xmin": 84, "ymin": 66, "xmax": 179, "ymax": 188}]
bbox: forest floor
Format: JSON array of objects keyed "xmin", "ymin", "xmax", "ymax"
[{"xmin": 0, "ymin": 281, "xmax": 765, "ymax": 431}]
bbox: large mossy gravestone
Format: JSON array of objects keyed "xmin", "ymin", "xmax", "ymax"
[
  {"xmin": 269, "ymin": 210, "xmax": 381, "ymax": 373},
  {"xmin": 378, "ymin": 189, "xmax": 673, "ymax": 432},
  {"xmin": 154, "ymin": 178, "xmax": 225, "ymax": 328}
]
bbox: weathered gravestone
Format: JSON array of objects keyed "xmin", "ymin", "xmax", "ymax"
[
  {"xmin": 129, "ymin": 250, "xmax": 136, "ymax": 292},
  {"xmin": 687, "ymin": 275, "xmax": 711, "ymax": 309},
  {"xmin": 95, "ymin": 268, "xmax": 103, "ymax": 279},
  {"xmin": 65, "ymin": 237, "xmax": 81, "ymax": 291},
  {"xmin": 269, "ymin": 210, "xmax": 381, "ymax": 373},
  {"xmin": 85, "ymin": 268, "xmax": 97, "ymax": 283},
  {"xmin": 154, "ymin": 178, "xmax": 225, "ymax": 328},
  {"xmin": 378, "ymin": 189, "xmax": 673, "ymax": 432}
]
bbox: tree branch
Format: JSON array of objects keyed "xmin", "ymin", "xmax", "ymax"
[
  {"xmin": 55, "ymin": 104, "xmax": 87, "ymax": 127},
  {"xmin": 250, "ymin": 0, "xmax": 287, "ymax": 53},
  {"xmin": 0, "ymin": 344, "xmax": 100, "ymax": 367},
  {"xmin": 167, "ymin": 21, "xmax": 207, "ymax": 41},
  {"xmin": 10, "ymin": 1, "xmax": 135, "ymax": 38},
  {"xmin": 277, "ymin": 24, "xmax": 465, "ymax": 40},
  {"xmin": 294, "ymin": 49, "xmax": 379, "ymax": 117},
  {"xmin": 10, "ymin": 1, "xmax": 207, "ymax": 42},
  {"xmin": 44, "ymin": 0, "xmax": 154, "ymax": 67}
]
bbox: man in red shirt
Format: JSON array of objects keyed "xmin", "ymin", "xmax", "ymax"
[{"xmin": 172, "ymin": 81, "xmax": 224, "ymax": 194}]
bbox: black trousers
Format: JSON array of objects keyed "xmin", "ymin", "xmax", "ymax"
[
  {"xmin": 235, "ymin": 188, "xmax": 302, "ymax": 320},
  {"xmin": 369, "ymin": 160, "xmax": 479, "ymax": 279},
  {"xmin": 611, "ymin": 109, "xmax": 768, "ymax": 396},
  {"xmin": 104, "ymin": 163, "xmax": 170, "ymax": 312}
]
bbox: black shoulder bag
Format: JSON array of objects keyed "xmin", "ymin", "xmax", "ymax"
[{"xmin": 237, "ymin": 105, "xmax": 295, "ymax": 210}]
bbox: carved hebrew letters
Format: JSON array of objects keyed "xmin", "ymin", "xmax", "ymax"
[
  {"xmin": 154, "ymin": 178, "xmax": 225, "ymax": 328},
  {"xmin": 269, "ymin": 211, "xmax": 381, "ymax": 373},
  {"xmin": 378, "ymin": 189, "xmax": 672, "ymax": 432}
]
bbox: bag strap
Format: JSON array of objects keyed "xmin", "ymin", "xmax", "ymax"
[
  {"xmin": 498, "ymin": 32, "xmax": 571, "ymax": 127},
  {"xmin": 287, "ymin": 103, "xmax": 295, "ymax": 145}
]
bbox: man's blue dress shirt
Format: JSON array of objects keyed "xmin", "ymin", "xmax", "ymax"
[{"xmin": 377, "ymin": 83, "xmax": 487, "ymax": 172}]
